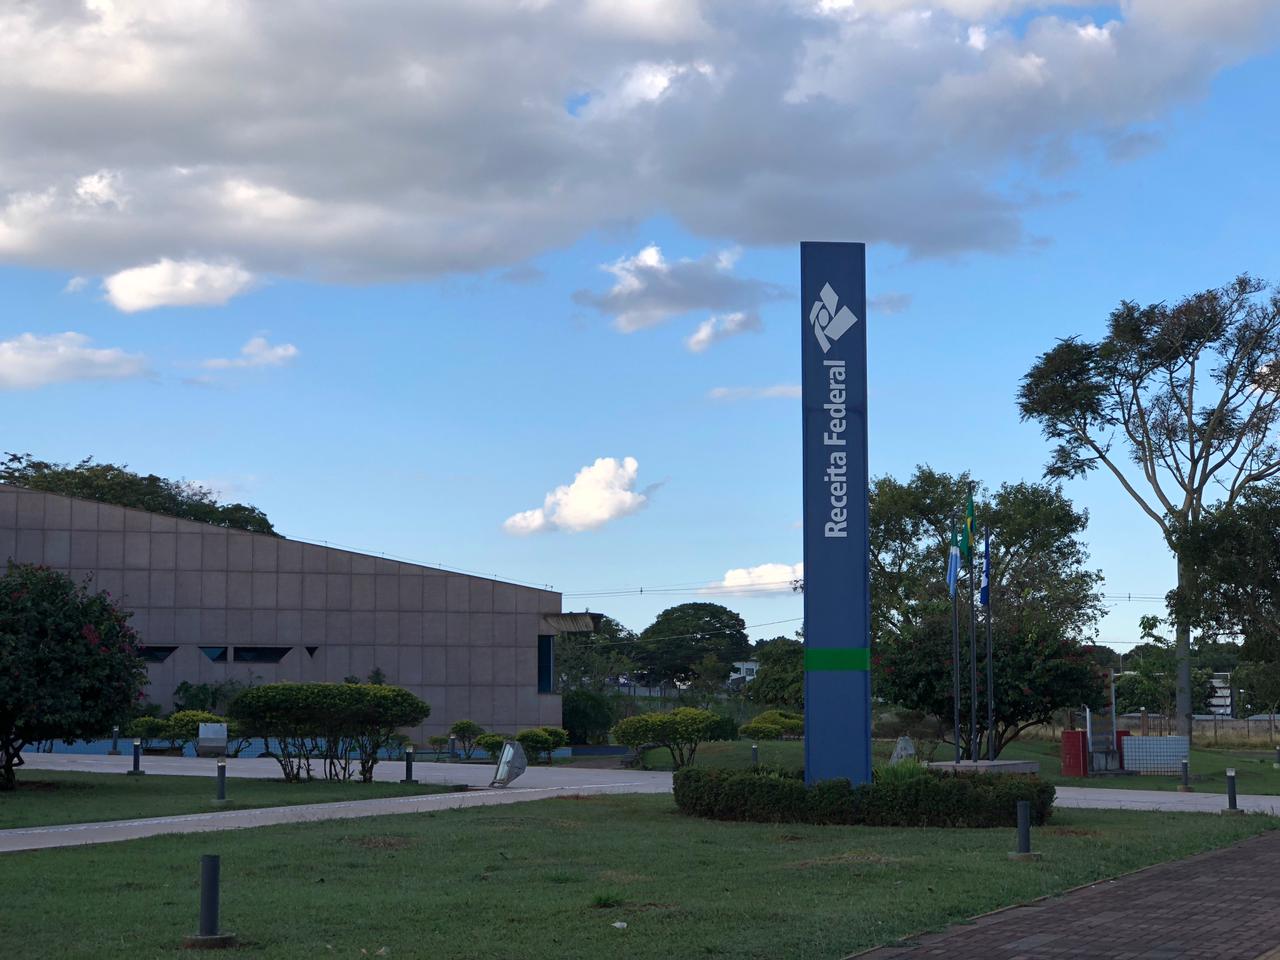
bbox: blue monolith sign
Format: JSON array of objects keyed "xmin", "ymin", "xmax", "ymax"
[{"xmin": 801, "ymin": 241, "xmax": 871, "ymax": 787}]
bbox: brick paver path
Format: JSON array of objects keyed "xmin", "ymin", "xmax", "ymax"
[{"xmin": 856, "ymin": 831, "xmax": 1280, "ymax": 960}]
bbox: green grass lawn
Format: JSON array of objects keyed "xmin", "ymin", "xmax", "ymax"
[
  {"xmin": 1000, "ymin": 738, "xmax": 1280, "ymax": 794},
  {"xmin": 0, "ymin": 771, "xmax": 459, "ymax": 830},
  {"xmin": 0, "ymin": 795, "xmax": 1273, "ymax": 959}
]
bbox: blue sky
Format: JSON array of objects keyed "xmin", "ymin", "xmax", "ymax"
[{"xmin": 2, "ymin": 2, "xmax": 1279, "ymax": 650}]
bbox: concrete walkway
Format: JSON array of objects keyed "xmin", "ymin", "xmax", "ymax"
[
  {"xmin": 1055, "ymin": 784, "xmax": 1280, "ymax": 815},
  {"xmin": 15, "ymin": 750, "xmax": 662, "ymax": 791},
  {"xmin": 9, "ymin": 753, "xmax": 1280, "ymax": 856},
  {"xmin": 856, "ymin": 829, "xmax": 1280, "ymax": 959},
  {"xmin": 2, "ymin": 752, "xmax": 671, "ymax": 854}
]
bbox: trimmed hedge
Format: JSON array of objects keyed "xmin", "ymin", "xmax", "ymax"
[
  {"xmin": 673, "ymin": 767, "xmax": 1055, "ymax": 828},
  {"xmin": 228, "ymin": 682, "xmax": 429, "ymax": 782}
]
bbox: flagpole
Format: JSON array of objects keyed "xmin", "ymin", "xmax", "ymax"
[
  {"xmin": 952, "ymin": 584, "xmax": 961, "ymax": 764},
  {"xmin": 967, "ymin": 487, "xmax": 978, "ymax": 762},
  {"xmin": 985, "ymin": 526, "xmax": 995, "ymax": 761}
]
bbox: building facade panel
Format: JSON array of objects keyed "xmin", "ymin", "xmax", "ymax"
[{"xmin": 0, "ymin": 483, "xmax": 564, "ymax": 738}]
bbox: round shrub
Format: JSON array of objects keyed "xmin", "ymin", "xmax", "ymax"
[
  {"xmin": 127, "ymin": 715, "xmax": 172, "ymax": 749},
  {"xmin": 516, "ymin": 728, "xmax": 553, "ymax": 763},
  {"xmin": 475, "ymin": 732, "xmax": 509, "ymax": 759},
  {"xmin": 706, "ymin": 713, "xmax": 739, "ymax": 742},
  {"xmin": 739, "ymin": 721, "xmax": 783, "ymax": 741},
  {"xmin": 448, "ymin": 719, "xmax": 485, "ymax": 759},
  {"xmin": 167, "ymin": 710, "xmax": 224, "ymax": 750},
  {"xmin": 561, "ymin": 689, "xmax": 616, "ymax": 744},
  {"xmin": 611, "ymin": 708, "xmax": 731, "ymax": 769},
  {"xmin": 752, "ymin": 710, "xmax": 804, "ymax": 737}
]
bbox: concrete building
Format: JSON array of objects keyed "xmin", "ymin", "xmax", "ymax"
[{"xmin": 0, "ymin": 482, "xmax": 579, "ymax": 738}]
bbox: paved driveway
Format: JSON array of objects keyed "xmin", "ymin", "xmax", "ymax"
[
  {"xmin": 17, "ymin": 750, "xmax": 663, "ymax": 791},
  {"xmin": 2, "ymin": 752, "xmax": 671, "ymax": 854},
  {"xmin": 855, "ymin": 830, "xmax": 1280, "ymax": 960}
]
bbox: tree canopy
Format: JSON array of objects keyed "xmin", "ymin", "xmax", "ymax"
[
  {"xmin": 1, "ymin": 452, "xmax": 278, "ymax": 536},
  {"xmin": 1018, "ymin": 275, "xmax": 1280, "ymax": 734},
  {"xmin": 1172, "ymin": 482, "xmax": 1280, "ymax": 662},
  {"xmin": 1115, "ymin": 619, "xmax": 1215, "ymax": 716},
  {"xmin": 745, "ymin": 635, "xmax": 804, "ymax": 708},
  {"xmin": 0, "ymin": 562, "xmax": 148, "ymax": 789},
  {"xmin": 871, "ymin": 466, "xmax": 1104, "ymax": 648},
  {"xmin": 633, "ymin": 603, "xmax": 750, "ymax": 687},
  {"xmin": 870, "ymin": 467, "xmax": 1106, "ymax": 757},
  {"xmin": 554, "ymin": 615, "xmax": 636, "ymax": 692}
]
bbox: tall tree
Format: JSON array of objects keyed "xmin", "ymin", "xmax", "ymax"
[
  {"xmin": 877, "ymin": 613, "xmax": 1103, "ymax": 757},
  {"xmin": 0, "ymin": 563, "xmax": 148, "ymax": 789},
  {"xmin": 871, "ymin": 467, "xmax": 1104, "ymax": 648},
  {"xmin": 745, "ymin": 634, "xmax": 804, "ymax": 708},
  {"xmin": 634, "ymin": 603, "xmax": 749, "ymax": 687},
  {"xmin": 1, "ymin": 453, "xmax": 278, "ymax": 535},
  {"xmin": 1171, "ymin": 482, "xmax": 1280, "ymax": 662},
  {"xmin": 554, "ymin": 615, "xmax": 637, "ymax": 692},
  {"xmin": 870, "ymin": 467, "xmax": 1105, "ymax": 757},
  {"xmin": 1019, "ymin": 276, "xmax": 1280, "ymax": 735}
]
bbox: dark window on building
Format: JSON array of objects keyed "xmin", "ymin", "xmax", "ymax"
[
  {"xmin": 537, "ymin": 635, "xmax": 555, "ymax": 694},
  {"xmin": 200, "ymin": 646, "xmax": 228, "ymax": 663},
  {"xmin": 305, "ymin": 646, "xmax": 318, "ymax": 658},
  {"xmin": 137, "ymin": 645, "xmax": 178, "ymax": 663},
  {"xmin": 232, "ymin": 646, "xmax": 292, "ymax": 664}
]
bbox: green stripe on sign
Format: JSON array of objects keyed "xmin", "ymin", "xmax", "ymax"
[{"xmin": 804, "ymin": 648, "xmax": 870, "ymax": 671}]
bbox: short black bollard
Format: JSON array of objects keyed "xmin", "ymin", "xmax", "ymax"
[
  {"xmin": 215, "ymin": 760, "xmax": 227, "ymax": 803},
  {"xmin": 126, "ymin": 739, "xmax": 145, "ymax": 776},
  {"xmin": 401, "ymin": 745, "xmax": 418, "ymax": 784},
  {"xmin": 751, "ymin": 743, "xmax": 759, "ymax": 768},
  {"xmin": 182, "ymin": 854, "xmax": 235, "ymax": 949},
  {"xmin": 1008, "ymin": 799, "xmax": 1041, "ymax": 862},
  {"xmin": 1179, "ymin": 758, "xmax": 1193, "ymax": 792},
  {"xmin": 1225, "ymin": 767, "xmax": 1241, "ymax": 814},
  {"xmin": 109, "ymin": 725, "xmax": 121, "ymax": 756}
]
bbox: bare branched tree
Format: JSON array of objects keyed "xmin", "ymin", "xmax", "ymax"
[{"xmin": 1018, "ymin": 275, "xmax": 1280, "ymax": 736}]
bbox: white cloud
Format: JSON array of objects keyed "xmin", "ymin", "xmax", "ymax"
[
  {"xmin": 708, "ymin": 384, "xmax": 800, "ymax": 401},
  {"xmin": 62, "ymin": 275, "xmax": 88, "ymax": 293},
  {"xmin": 869, "ymin": 292, "xmax": 912, "ymax": 315},
  {"xmin": 576, "ymin": 245, "xmax": 781, "ymax": 334},
  {"xmin": 203, "ymin": 336, "xmax": 299, "ymax": 370},
  {"xmin": 504, "ymin": 456, "xmax": 649, "ymax": 534},
  {"xmin": 711, "ymin": 562, "xmax": 804, "ymax": 596},
  {"xmin": 0, "ymin": 3, "xmax": 1275, "ymax": 277},
  {"xmin": 74, "ymin": 170, "xmax": 125, "ymax": 209},
  {"xmin": 0, "ymin": 332, "xmax": 146, "ymax": 390},
  {"xmin": 103, "ymin": 258, "xmax": 254, "ymax": 313},
  {"xmin": 685, "ymin": 311, "xmax": 762, "ymax": 352}
]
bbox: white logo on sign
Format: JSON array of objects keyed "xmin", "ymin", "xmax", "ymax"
[{"xmin": 809, "ymin": 282, "xmax": 859, "ymax": 353}]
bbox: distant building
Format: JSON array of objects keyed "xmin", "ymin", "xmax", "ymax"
[
  {"xmin": 729, "ymin": 660, "xmax": 759, "ymax": 689},
  {"xmin": 0, "ymin": 482, "xmax": 590, "ymax": 739}
]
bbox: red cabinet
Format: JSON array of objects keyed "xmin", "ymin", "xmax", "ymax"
[{"xmin": 1061, "ymin": 729, "xmax": 1088, "ymax": 777}]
